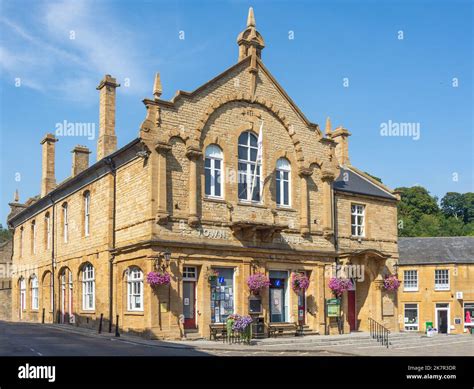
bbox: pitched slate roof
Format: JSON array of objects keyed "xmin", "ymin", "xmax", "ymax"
[
  {"xmin": 333, "ymin": 167, "xmax": 397, "ymax": 200},
  {"xmin": 398, "ymin": 237, "xmax": 474, "ymax": 265}
]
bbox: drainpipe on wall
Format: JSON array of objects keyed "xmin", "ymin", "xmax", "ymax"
[{"xmin": 105, "ymin": 157, "xmax": 117, "ymax": 333}]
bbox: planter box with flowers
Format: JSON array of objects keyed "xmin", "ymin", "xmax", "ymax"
[
  {"xmin": 146, "ymin": 271, "xmax": 171, "ymax": 287},
  {"xmin": 328, "ymin": 277, "xmax": 353, "ymax": 297},
  {"xmin": 291, "ymin": 272, "xmax": 310, "ymax": 293},
  {"xmin": 226, "ymin": 314, "xmax": 253, "ymax": 343},
  {"xmin": 383, "ymin": 274, "xmax": 401, "ymax": 291}
]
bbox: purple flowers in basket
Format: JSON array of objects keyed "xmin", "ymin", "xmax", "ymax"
[
  {"xmin": 291, "ymin": 273, "xmax": 310, "ymax": 292},
  {"xmin": 383, "ymin": 274, "xmax": 401, "ymax": 291},
  {"xmin": 146, "ymin": 271, "xmax": 171, "ymax": 286},
  {"xmin": 247, "ymin": 273, "xmax": 270, "ymax": 295},
  {"xmin": 328, "ymin": 277, "xmax": 353, "ymax": 297}
]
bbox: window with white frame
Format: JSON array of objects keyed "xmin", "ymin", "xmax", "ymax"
[
  {"xmin": 351, "ymin": 204, "xmax": 365, "ymax": 237},
  {"xmin": 238, "ymin": 131, "xmax": 261, "ymax": 202},
  {"xmin": 183, "ymin": 266, "xmax": 197, "ymax": 280},
  {"xmin": 403, "ymin": 270, "xmax": 418, "ymax": 291},
  {"xmin": 31, "ymin": 221, "xmax": 36, "ymax": 254},
  {"xmin": 62, "ymin": 203, "xmax": 68, "ymax": 243},
  {"xmin": 45, "ymin": 213, "xmax": 51, "ymax": 250},
  {"xmin": 20, "ymin": 278, "xmax": 26, "ymax": 311},
  {"xmin": 127, "ymin": 267, "xmax": 143, "ymax": 311},
  {"xmin": 31, "ymin": 276, "xmax": 39, "ymax": 310},
  {"xmin": 276, "ymin": 158, "xmax": 291, "ymax": 207},
  {"xmin": 435, "ymin": 269, "xmax": 449, "ymax": 291},
  {"xmin": 404, "ymin": 303, "xmax": 418, "ymax": 331},
  {"xmin": 82, "ymin": 264, "xmax": 95, "ymax": 310},
  {"xmin": 84, "ymin": 191, "xmax": 90, "ymax": 237},
  {"xmin": 204, "ymin": 145, "xmax": 223, "ymax": 198},
  {"xmin": 19, "ymin": 227, "xmax": 24, "ymax": 257}
]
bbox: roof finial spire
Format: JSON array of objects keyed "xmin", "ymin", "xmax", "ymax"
[
  {"xmin": 153, "ymin": 72, "xmax": 162, "ymax": 99},
  {"xmin": 325, "ymin": 117, "xmax": 332, "ymax": 136},
  {"xmin": 14, "ymin": 189, "xmax": 19, "ymax": 202},
  {"xmin": 247, "ymin": 7, "xmax": 256, "ymax": 27}
]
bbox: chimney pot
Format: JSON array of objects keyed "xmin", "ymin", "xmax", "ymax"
[{"xmin": 71, "ymin": 145, "xmax": 91, "ymax": 177}]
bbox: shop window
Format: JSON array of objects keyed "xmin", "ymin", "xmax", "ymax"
[
  {"xmin": 351, "ymin": 204, "xmax": 365, "ymax": 237},
  {"xmin": 276, "ymin": 158, "xmax": 291, "ymax": 207},
  {"xmin": 204, "ymin": 145, "xmax": 223, "ymax": 198},
  {"xmin": 464, "ymin": 303, "xmax": 474, "ymax": 329},
  {"xmin": 404, "ymin": 303, "xmax": 418, "ymax": 331},
  {"xmin": 127, "ymin": 267, "xmax": 143, "ymax": 311},
  {"xmin": 434, "ymin": 269, "xmax": 449, "ymax": 291},
  {"xmin": 403, "ymin": 270, "xmax": 418, "ymax": 291},
  {"xmin": 238, "ymin": 131, "xmax": 261, "ymax": 203},
  {"xmin": 210, "ymin": 268, "xmax": 234, "ymax": 323}
]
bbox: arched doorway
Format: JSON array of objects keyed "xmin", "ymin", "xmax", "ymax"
[
  {"xmin": 41, "ymin": 271, "xmax": 53, "ymax": 322},
  {"xmin": 19, "ymin": 277, "xmax": 26, "ymax": 319},
  {"xmin": 58, "ymin": 267, "xmax": 73, "ymax": 324}
]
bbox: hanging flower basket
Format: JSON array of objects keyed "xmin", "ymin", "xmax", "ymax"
[
  {"xmin": 247, "ymin": 273, "xmax": 270, "ymax": 295},
  {"xmin": 383, "ymin": 274, "xmax": 401, "ymax": 291},
  {"xmin": 146, "ymin": 271, "xmax": 171, "ymax": 287},
  {"xmin": 291, "ymin": 272, "xmax": 310, "ymax": 293},
  {"xmin": 328, "ymin": 277, "xmax": 353, "ymax": 297},
  {"xmin": 206, "ymin": 268, "xmax": 219, "ymax": 283}
]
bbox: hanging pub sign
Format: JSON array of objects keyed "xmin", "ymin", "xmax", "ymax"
[{"xmin": 326, "ymin": 298, "xmax": 341, "ymax": 317}]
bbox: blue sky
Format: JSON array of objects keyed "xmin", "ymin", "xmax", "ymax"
[{"xmin": 0, "ymin": 0, "xmax": 472, "ymax": 225}]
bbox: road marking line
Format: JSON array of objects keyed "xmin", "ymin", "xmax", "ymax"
[
  {"xmin": 37, "ymin": 352, "xmax": 42, "ymax": 356},
  {"xmin": 395, "ymin": 340, "xmax": 474, "ymax": 350}
]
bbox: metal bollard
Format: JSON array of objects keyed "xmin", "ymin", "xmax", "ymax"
[
  {"xmin": 115, "ymin": 314, "xmax": 120, "ymax": 337},
  {"xmin": 42, "ymin": 308, "xmax": 45, "ymax": 324},
  {"xmin": 98, "ymin": 313, "xmax": 103, "ymax": 334}
]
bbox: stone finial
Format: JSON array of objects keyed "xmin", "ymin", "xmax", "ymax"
[
  {"xmin": 325, "ymin": 117, "xmax": 332, "ymax": 136},
  {"xmin": 153, "ymin": 72, "xmax": 162, "ymax": 99},
  {"xmin": 14, "ymin": 189, "xmax": 19, "ymax": 202},
  {"xmin": 247, "ymin": 7, "xmax": 256, "ymax": 27},
  {"xmin": 237, "ymin": 7, "xmax": 265, "ymax": 61}
]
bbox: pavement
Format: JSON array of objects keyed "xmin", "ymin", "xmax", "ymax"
[{"xmin": 1, "ymin": 321, "xmax": 473, "ymax": 356}]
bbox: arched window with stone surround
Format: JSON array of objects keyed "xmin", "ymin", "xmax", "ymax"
[
  {"xmin": 204, "ymin": 145, "xmax": 223, "ymax": 198},
  {"xmin": 126, "ymin": 267, "xmax": 144, "ymax": 311},
  {"xmin": 238, "ymin": 131, "xmax": 260, "ymax": 202},
  {"xmin": 276, "ymin": 158, "xmax": 291, "ymax": 207},
  {"xmin": 83, "ymin": 191, "xmax": 90, "ymax": 237},
  {"xmin": 45, "ymin": 212, "xmax": 51, "ymax": 250},
  {"xmin": 62, "ymin": 203, "xmax": 68, "ymax": 243},
  {"xmin": 82, "ymin": 263, "xmax": 95, "ymax": 311}
]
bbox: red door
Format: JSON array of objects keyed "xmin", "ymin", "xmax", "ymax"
[
  {"xmin": 183, "ymin": 281, "xmax": 196, "ymax": 329},
  {"xmin": 348, "ymin": 290, "xmax": 356, "ymax": 331}
]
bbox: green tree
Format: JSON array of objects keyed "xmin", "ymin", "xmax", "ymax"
[
  {"xmin": 0, "ymin": 224, "xmax": 12, "ymax": 243},
  {"xmin": 462, "ymin": 193, "xmax": 474, "ymax": 223},
  {"xmin": 441, "ymin": 192, "xmax": 465, "ymax": 219}
]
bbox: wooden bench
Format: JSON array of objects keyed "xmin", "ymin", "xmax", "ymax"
[
  {"xmin": 268, "ymin": 323, "xmax": 298, "ymax": 338},
  {"xmin": 209, "ymin": 324, "xmax": 227, "ymax": 341}
]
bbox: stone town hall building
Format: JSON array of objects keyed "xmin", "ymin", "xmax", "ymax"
[{"xmin": 8, "ymin": 8, "xmax": 400, "ymax": 339}]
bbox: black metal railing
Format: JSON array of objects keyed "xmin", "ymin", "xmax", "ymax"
[{"xmin": 369, "ymin": 317, "xmax": 390, "ymax": 348}]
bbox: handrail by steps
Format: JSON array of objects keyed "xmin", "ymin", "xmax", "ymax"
[{"xmin": 369, "ymin": 317, "xmax": 390, "ymax": 348}]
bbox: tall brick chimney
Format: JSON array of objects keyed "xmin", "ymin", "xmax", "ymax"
[
  {"xmin": 71, "ymin": 145, "xmax": 91, "ymax": 177},
  {"xmin": 330, "ymin": 127, "xmax": 351, "ymax": 166},
  {"xmin": 96, "ymin": 74, "xmax": 120, "ymax": 161},
  {"xmin": 40, "ymin": 133, "xmax": 58, "ymax": 197}
]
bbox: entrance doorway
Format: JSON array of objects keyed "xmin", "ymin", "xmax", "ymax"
[
  {"xmin": 183, "ymin": 266, "xmax": 197, "ymax": 330},
  {"xmin": 348, "ymin": 290, "xmax": 356, "ymax": 331},
  {"xmin": 19, "ymin": 278, "xmax": 26, "ymax": 319},
  {"xmin": 269, "ymin": 271, "xmax": 288, "ymax": 323},
  {"xmin": 59, "ymin": 268, "xmax": 73, "ymax": 324},
  {"xmin": 436, "ymin": 303, "xmax": 450, "ymax": 334}
]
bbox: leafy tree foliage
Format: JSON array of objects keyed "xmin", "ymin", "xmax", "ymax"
[{"xmin": 0, "ymin": 224, "xmax": 12, "ymax": 243}]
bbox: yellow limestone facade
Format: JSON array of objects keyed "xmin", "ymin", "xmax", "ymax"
[{"xmin": 8, "ymin": 8, "xmax": 399, "ymax": 339}]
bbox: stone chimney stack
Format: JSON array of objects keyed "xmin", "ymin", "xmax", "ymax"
[
  {"xmin": 71, "ymin": 145, "xmax": 91, "ymax": 177},
  {"xmin": 40, "ymin": 133, "xmax": 58, "ymax": 197},
  {"xmin": 96, "ymin": 74, "xmax": 120, "ymax": 161},
  {"xmin": 330, "ymin": 126, "xmax": 351, "ymax": 166}
]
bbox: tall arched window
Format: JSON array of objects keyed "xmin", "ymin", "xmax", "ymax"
[
  {"xmin": 31, "ymin": 275, "xmax": 39, "ymax": 310},
  {"xmin": 83, "ymin": 191, "xmax": 90, "ymax": 237},
  {"xmin": 276, "ymin": 158, "xmax": 291, "ymax": 207},
  {"xmin": 127, "ymin": 267, "xmax": 143, "ymax": 311},
  {"xmin": 82, "ymin": 264, "xmax": 95, "ymax": 310},
  {"xmin": 62, "ymin": 203, "xmax": 68, "ymax": 243},
  {"xmin": 204, "ymin": 145, "xmax": 223, "ymax": 198},
  {"xmin": 31, "ymin": 220, "xmax": 36, "ymax": 254},
  {"xmin": 45, "ymin": 213, "xmax": 51, "ymax": 250},
  {"xmin": 19, "ymin": 227, "xmax": 24, "ymax": 258},
  {"xmin": 238, "ymin": 131, "xmax": 261, "ymax": 202},
  {"xmin": 19, "ymin": 277, "xmax": 26, "ymax": 312}
]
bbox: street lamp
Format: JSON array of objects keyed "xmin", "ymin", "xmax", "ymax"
[
  {"xmin": 163, "ymin": 250, "xmax": 172, "ymax": 268},
  {"xmin": 154, "ymin": 250, "xmax": 172, "ymax": 272}
]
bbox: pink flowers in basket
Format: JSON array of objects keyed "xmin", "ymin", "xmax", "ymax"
[
  {"xmin": 146, "ymin": 271, "xmax": 171, "ymax": 287},
  {"xmin": 247, "ymin": 273, "xmax": 270, "ymax": 295},
  {"xmin": 328, "ymin": 277, "xmax": 353, "ymax": 297},
  {"xmin": 291, "ymin": 273, "xmax": 310, "ymax": 292},
  {"xmin": 383, "ymin": 274, "xmax": 401, "ymax": 291}
]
